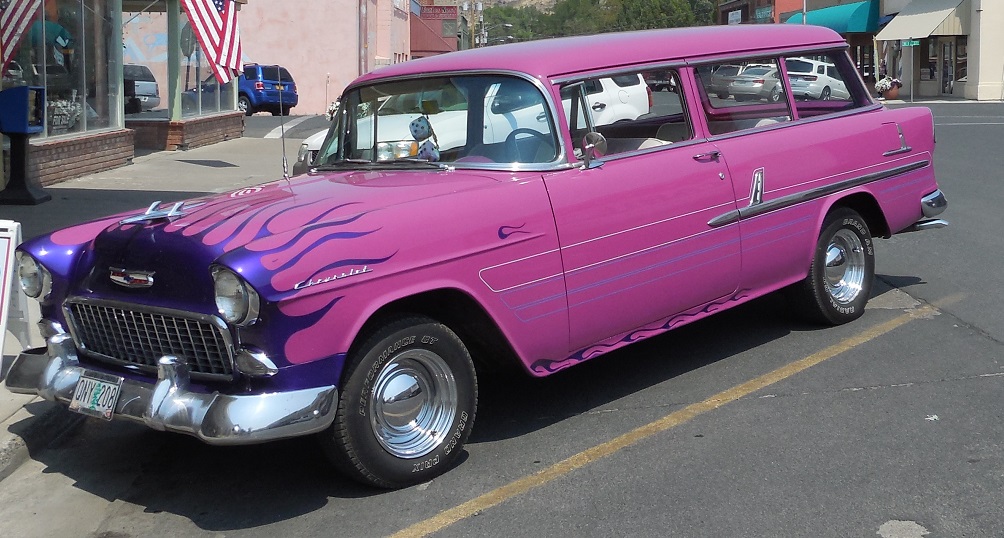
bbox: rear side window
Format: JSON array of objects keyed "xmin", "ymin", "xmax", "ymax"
[
  {"xmin": 243, "ymin": 66, "xmax": 256, "ymax": 79},
  {"xmin": 260, "ymin": 67, "xmax": 293, "ymax": 82},
  {"xmin": 694, "ymin": 57, "xmax": 792, "ymax": 135},
  {"xmin": 784, "ymin": 51, "xmax": 870, "ymax": 117},
  {"xmin": 124, "ymin": 65, "xmax": 155, "ymax": 82}
]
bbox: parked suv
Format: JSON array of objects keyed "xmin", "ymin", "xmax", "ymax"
[
  {"xmin": 238, "ymin": 64, "xmax": 298, "ymax": 116},
  {"xmin": 785, "ymin": 57, "xmax": 849, "ymax": 100},
  {"xmin": 123, "ymin": 64, "xmax": 160, "ymax": 112}
]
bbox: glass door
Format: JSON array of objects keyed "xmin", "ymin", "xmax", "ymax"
[{"xmin": 940, "ymin": 40, "xmax": 954, "ymax": 95}]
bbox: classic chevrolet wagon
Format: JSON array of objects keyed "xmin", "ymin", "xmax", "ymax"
[{"xmin": 7, "ymin": 24, "xmax": 947, "ymax": 488}]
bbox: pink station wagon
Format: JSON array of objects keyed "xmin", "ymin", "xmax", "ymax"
[{"xmin": 7, "ymin": 25, "xmax": 947, "ymax": 488}]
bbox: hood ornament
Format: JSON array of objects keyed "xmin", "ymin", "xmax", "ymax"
[
  {"xmin": 110, "ymin": 267, "xmax": 155, "ymax": 288},
  {"xmin": 120, "ymin": 201, "xmax": 186, "ymax": 224}
]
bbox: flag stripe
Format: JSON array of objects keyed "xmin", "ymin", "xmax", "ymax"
[
  {"xmin": 1, "ymin": 0, "xmax": 42, "ymax": 71},
  {"xmin": 180, "ymin": 0, "xmax": 242, "ymax": 83}
]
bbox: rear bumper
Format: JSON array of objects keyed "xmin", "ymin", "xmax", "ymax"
[
  {"xmin": 4, "ymin": 333, "xmax": 337, "ymax": 445},
  {"xmin": 899, "ymin": 189, "xmax": 949, "ymax": 233}
]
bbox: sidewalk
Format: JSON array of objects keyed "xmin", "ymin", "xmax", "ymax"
[{"xmin": 0, "ymin": 136, "xmax": 302, "ymax": 481}]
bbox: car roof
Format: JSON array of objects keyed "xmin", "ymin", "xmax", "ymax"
[{"xmin": 353, "ymin": 25, "xmax": 845, "ymax": 87}]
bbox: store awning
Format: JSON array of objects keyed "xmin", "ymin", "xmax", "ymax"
[
  {"xmin": 875, "ymin": 0, "xmax": 968, "ymax": 41},
  {"xmin": 784, "ymin": 0, "xmax": 879, "ymax": 34}
]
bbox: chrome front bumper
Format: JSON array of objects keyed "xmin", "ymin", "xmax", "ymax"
[
  {"xmin": 899, "ymin": 189, "xmax": 949, "ymax": 233},
  {"xmin": 4, "ymin": 334, "xmax": 337, "ymax": 445}
]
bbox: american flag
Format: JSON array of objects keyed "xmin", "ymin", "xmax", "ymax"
[
  {"xmin": 180, "ymin": 0, "xmax": 242, "ymax": 84},
  {"xmin": 1, "ymin": 0, "xmax": 42, "ymax": 72}
]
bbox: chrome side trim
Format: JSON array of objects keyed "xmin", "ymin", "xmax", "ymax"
[
  {"xmin": 921, "ymin": 189, "xmax": 948, "ymax": 217},
  {"xmin": 708, "ymin": 160, "xmax": 929, "ymax": 227},
  {"xmin": 4, "ymin": 334, "xmax": 337, "ymax": 445}
]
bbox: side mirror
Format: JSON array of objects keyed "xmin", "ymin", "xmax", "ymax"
[{"xmin": 581, "ymin": 132, "xmax": 607, "ymax": 168}]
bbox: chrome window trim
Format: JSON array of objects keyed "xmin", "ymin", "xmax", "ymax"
[
  {"xmin": 707, "ymin": 160, "xmax": 930, "ymax": 227},
  {"xmin": 62, "ymin": 297, "xmax": 236, "ymax": 382},
  {"xmin": 704, "ymin": 102, "xmax": 884, "ymax": 144}
]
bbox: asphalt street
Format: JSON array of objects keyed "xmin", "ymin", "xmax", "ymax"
[{"xmin": 0, "ymin": 101, "xmax": 1001, "ymax": 538}]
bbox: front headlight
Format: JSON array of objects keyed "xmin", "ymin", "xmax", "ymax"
[
  {"xmin": 297, "ymin": 142, "xmax": 309, "ymax": 163},
  {"xmin": 212, "ymin": 267, "xmax": 260, "ymax": 326},
  {"xmin": 376, "ymin": 140, "xmax": 418, "ymax": 161},
  {"xmin": 15, "ymin": 251, "xmax": 51, "ymax": 300}
]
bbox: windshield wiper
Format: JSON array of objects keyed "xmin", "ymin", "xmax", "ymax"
[
  {"xmin": 314, "ymin": 158, "xmax": 373, "ymax": 170},
  {"xmin": 382, "ymin": 157, "xmax": 450, "ymax": 169}
]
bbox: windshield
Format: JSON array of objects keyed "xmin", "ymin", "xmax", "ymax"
[{"xmin": 315, "ymin": 75, "xmax": 559, "ymax": 168}]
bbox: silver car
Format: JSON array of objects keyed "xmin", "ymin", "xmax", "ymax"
[{"xmin": 727, "ymin": 66, "xmax": 783, "ymax": 103}]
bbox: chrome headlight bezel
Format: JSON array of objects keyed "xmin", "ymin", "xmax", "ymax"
[
  {"xmin": 15, "ymin": 251, "xmax": 51, "ymax": 301},
  {"xmin": 211, "ymin": 266, "xmax": 260, "ymax": 327},
  {"xmin": 297, "ymin": 142, "xmax": 310, "ymax": 163}
]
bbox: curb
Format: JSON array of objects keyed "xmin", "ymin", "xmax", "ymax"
[{"xmin": 0, "ymin": 396, "xmax": 85, "ymax": 483}]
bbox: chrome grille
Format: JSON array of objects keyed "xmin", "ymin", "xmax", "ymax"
[{"xmin": 65, "ymin": 300, "xmax": 234, "ymax": 379}]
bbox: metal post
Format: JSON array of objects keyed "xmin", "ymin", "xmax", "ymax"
[{"xmin": 802, "ymin": 0, "xmax": 806, "ymax": 24}]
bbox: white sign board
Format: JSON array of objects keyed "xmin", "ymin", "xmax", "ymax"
[
  {"xmin": 1, "ymin": 220, "xmax": 37, "ymax": 356},
  {"xmin": 728, "ymin": 10, "xmax": 742, "ymax": 25}
]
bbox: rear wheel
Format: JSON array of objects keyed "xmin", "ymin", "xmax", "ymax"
[
  {"xmin": 819, "ymin": 86, "xmax": 832, "ymax": 100},
  {"xmin": 769, "ymin": 86, "xmax": 781, "ymax": 103},
  {"xmin": 787, "ymin": 208, "xmax": 874, "ymax": 325},
  {"xmin": 238, "ymin": 95, "xmax": 253, "ymax": 116},
  {"xmin": 321, "ymin": 316, "xmax": 478, "ymax": 488}
]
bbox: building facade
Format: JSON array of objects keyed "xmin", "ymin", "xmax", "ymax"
[
  {"xmin": 716, "ymin": 0, "xmax": 1002, "ymax": 100},
  {"xmin": 2, "ymin": 0, "xmax": 411, "ymax": 192}
]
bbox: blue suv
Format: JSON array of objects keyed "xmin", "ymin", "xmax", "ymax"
[{"xmin": 238, "ymin": 64, "xmax": 298, "ymax": 116}]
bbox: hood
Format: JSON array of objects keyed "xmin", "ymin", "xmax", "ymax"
[{"xmin": 25, "ymin": 168, "xmax": 502, "ymax": 309}]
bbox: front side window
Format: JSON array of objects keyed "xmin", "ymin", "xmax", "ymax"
[
  {"xmin": 315, "ymin": 75, "xmax": 558, "ymax": 167},
  {"xmin": 560, "ymin": 68, "xmax": 692, "ymax": 159}
]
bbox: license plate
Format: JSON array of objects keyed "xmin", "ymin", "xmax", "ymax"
[
  {"xmin": 275, "ymin": 84, "xmax": 283, "ymax": 90},
  {"xmin": 69, "ymin": 371, "xmax": 123, "ymax": 420}
]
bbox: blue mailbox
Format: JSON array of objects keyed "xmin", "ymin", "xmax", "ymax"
[{"xmin": 0, "ymin": 85, "xmax": 50, "ymax": 204}]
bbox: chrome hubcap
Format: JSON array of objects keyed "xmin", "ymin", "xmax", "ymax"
[
  {"xmin": 370, "ymin": 349, "xmax": 457, "ymax": 459},
  {"xmin": 824, "ymin": 229, "xmax": 866, "ymax": 304}
]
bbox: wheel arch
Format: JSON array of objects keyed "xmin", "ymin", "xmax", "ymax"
[
  {"xmin": 828, "ymin": 191, "xmax": 891, "ymax": 238},
  {"xmin": 350, "ymin": 288, "xmax": 521, "ymax": 376}
]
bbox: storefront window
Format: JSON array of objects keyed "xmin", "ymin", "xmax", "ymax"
[
  {"xmin": 2, "ymin": 0, "xmax": 117, "ymax": 136},
  {"xmin": 182, "ymin": 41, "xmax": 220, "ymax": 116},
  {"xmin": 123, "ymin": 9, "xmax": 167, "ymax": 117}
]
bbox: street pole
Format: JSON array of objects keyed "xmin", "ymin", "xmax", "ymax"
[{"xmin": 802, "ymin": 0, "xmax": 806, "ymax": 24}]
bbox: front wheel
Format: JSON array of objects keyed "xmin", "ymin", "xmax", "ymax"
[
  {"xmin": 787, "ymin": 208, "xmax": 875, "ymax": 325},
  {"xmin": 321, "ymin": 316, "xmax": 478, "ymax": 488}
]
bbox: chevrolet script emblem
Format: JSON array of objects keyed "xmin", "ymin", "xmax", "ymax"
[{"xmin": 109, "ymin": 267, "xmax": 155, "ymax": 288}]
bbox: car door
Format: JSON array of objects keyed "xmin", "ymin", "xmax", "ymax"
[{"xmin": 543, "ymin": 145, "xmax": 741, "ymax": 351}]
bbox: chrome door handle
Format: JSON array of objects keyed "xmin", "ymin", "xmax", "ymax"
[
  {"xmin": 693, "ymin": 150, "xmax": 720, "ymax": 161},
  {"xmin": 591, "ymin": 102, "xmax": 606, "ymax": 111}
]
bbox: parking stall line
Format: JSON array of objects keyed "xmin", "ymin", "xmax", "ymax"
[
  {"xmin": 390, "ymin": 304, "xmax": 939, "ymax": 538},
  {"xmin": 264, "ymin": 116, "xmax": 310, "ymax": 138}
]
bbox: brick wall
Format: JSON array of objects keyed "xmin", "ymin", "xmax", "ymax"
[
  {"xmin": 127, "ymin": 112, "xmax": 244, "ymax": 151},
  {"xmin": 27, "ymin": 130, "xmax": 135, "ymax": 187}
]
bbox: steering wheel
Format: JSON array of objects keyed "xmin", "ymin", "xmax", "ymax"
[{"xmin": 505, "ymin": 128, "xmax": 553, "ymax": 163}]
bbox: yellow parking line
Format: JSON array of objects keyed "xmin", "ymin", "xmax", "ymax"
[{"xmin": 391, "ymin": 306, "xmax": 936, "ymax": 538}]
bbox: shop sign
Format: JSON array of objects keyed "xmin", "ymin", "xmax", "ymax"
[
  {"xmin": 754, "ymin": 6, "xmax": 773, "ymax": 23},
  {"xmin": 728, "ymin": 10, "xmax": 742, "ymax": 25},
  {"xmin": 421, "ymin": 5, "xmax": 458, "ymax": 19}
]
